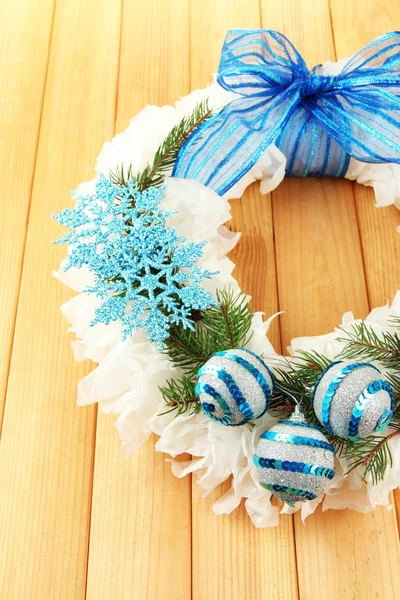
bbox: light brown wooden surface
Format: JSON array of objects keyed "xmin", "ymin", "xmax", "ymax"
[
  {"xmin": 86, "ymin": 3, "xmax": 192, "ymax": 599},
  {"xmin": 0, "ymin": 1, "xmax": 399, "ymax": 599},
  {"xmin": 0, "ymin": 0, "xmax": 54, "ymax": 427}
]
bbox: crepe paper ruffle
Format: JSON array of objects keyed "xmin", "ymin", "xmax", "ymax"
[{"xmin": 54, "ymin": 66, "xmax": 400, "ymax": 527}]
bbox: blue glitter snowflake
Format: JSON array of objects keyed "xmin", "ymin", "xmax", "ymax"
[{"xmin": 53, "ymin": 175, "xmax": 218, "ymax": 348}]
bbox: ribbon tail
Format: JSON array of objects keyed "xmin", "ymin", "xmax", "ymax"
[
  {"xmin": 173, "ymin": 89, "xmax": 300, "ymax": 195},
  {"xmin": 311, "ymin": 92, "xmax": 400, "ymax": 164}
]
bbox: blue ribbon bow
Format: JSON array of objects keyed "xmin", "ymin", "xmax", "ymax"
[{"xmin": 172, "ymin": 29, "xmax": 400, "ymax": 195}]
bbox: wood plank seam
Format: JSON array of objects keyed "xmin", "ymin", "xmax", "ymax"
[
  {"xmin": 84, "ymin": 3, "xmax": 192, "ymax": 597},
  {"xmin": 83, "ymin": 1, "xmax": 123, "ymax": 597},
  {"xmin": 326, "ymin": 6, "xmax": 384, "ymax": 588},
  {"xmin": 329, "ymin": 0, "xmax": 400, "ymax": 542},
  {"xmin": 188, "ymin": 8, "xmax": 194, "ymax": 595},
  {"xmin": 0, "ymin": 0, "xmax": 123, "ymax": 595},
  {"xmin": 327, "ymin": 3, "xmax": 374, "ymax": 313},
  {"xmin": 83, "ymin": 404, "xmax": 99, "ymax": 599},
  {"xmin": 0, "ymin": 0, "xmax": 56, "ymax": 432},
  {"xmin": 266, "ymin": 148, "xmax": 301, "ymax": 599},
  {"xmin": 113, "ymin": 0, "xmax": 125, "ymax": 134},
  {"xmin": 269, "ymin": 184, "xmax": 301, "ymax": 598}
]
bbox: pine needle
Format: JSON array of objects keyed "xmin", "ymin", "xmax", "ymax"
[
  {"xmin": 109, "ymin": 99, "xmax": 212, "ymax": 192},
  {"xmin": 268, "ymin": 342, "xmax": 400, "ymax": 484},
  {"xmin": 337, "ymin": 322, "xmax": 400, "ymax": 369},
  {"xmin": 158, "ymin": 376, "xmax": 200, "ymax": 417},
  {"xmin": 159, "ymin": 287, "xmax": 254, "ymax": 415}
]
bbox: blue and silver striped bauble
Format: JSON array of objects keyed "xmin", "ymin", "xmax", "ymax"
[
  {"xmin": 312, "ymin": 360, "xmax": 394, "ymax": 440},
  {"xmin": 195, "ymin": 348, "xmax": 274, "ymax": 426},
  {"xmin": 254, "ymin": 408, "xmax": 335, "ymax": 505}
]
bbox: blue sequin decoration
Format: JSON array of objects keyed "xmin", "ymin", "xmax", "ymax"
[
  {"xmin": 236, "ymin": 347, "xmax": 276, "ymax": 394},
  {"xmin": 196, "ymin": 349, "xmax": 274, "ymax": 426},
  {"xmin": 314, "ymin": 361, "xmax": 380, "ymax": 434},
  {"xmin": 260, "ymin": 430, "xmax": 335, "ymax": 453},
  {"xmin": 260, "ymin": 482, "xmax": 317, "ymax": 502},
  {"xmin": 195, "ymin": 382, "xmax": 233, "ymax": 425},
  {"xmin": 214, "ymin": 350, "xmax": 273, "ymax": 413},
  {"xmin": 197, "ymin": 363, "xmax": 255, "ymax": 424},
  {"xmin": 348, "ymin": 379, "xmax": 395, "ymax": 440},
  {"xmin": 253, "ymin": 455, "xmax": 335, "ymax": 479}
]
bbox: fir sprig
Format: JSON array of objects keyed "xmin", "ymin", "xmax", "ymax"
[
  {"xmin": 110, "ymin": 99, "xmax": 212, "ymax": 192},
  {"xmin": 164, "ymin": 287, "xmax": 254, "ymax": 378},
  {"xmin": 267, "ymin": 351, "xmax": 325, "ymax": 423},
  {"xmin": 268, "ymin": 346, "xmax": 400, "ymax": 484},
  {"xmin": 337, "ymin": 322, "xmax": 400, "ymax": 370},
  {"xmin": 159, "ymin": 288, "xmax": 254, "ymax": 415},
  {"xmin": 339, "ymin": 433, "xmax": 396, "ymax": 486},
  {"xmin": 109, "ymin": 164, "xmax": 134, "ymax": 188},
  {"xmin": 157, "ymin": 285, "xmax": 400, "ymax": 484},
  {"xmin": 159, "ymin": 376, "xmax": 200, "ymax": 417}
]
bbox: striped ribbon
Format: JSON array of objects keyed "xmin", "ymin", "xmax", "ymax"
[{"xmin": 173, "ymin": 30, "xmax": 400, "ymax": 195}]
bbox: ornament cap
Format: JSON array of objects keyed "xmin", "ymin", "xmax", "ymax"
[{"xmin": 288, "ymin": 405, "xmax": 307, "ymax": 424}]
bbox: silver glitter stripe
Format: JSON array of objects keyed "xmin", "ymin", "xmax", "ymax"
[
  {"xmin": 237, "ymin": 348, "xmax": 275, "ymax": 393},
  {"xmin": 196, "ymin": 363, "xmax": 255, "ymax": 421},
  {"xmin": 214, "ymin": 350, "xmax": 272, "ymax": 397},
  {"xmin": 278, "ymin": 420, "xmax": 322, "ymax": 432},
  {"xmin": 318, "ymin": 362, "xmax": 380, "ymax": 433},
  {"xmin": 348, "ymin": 379, "xmax": 395, "ymax": 439}
]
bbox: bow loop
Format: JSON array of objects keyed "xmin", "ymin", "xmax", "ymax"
[
  {"xmin": 342, "ymin": 31, "xmax": 400, "ymax": 73},
  {"xmin": 217, "ymin": 29, "xmax": 308, "ymax": 97},
  {"xmin": 173, "ymin": 29, "xmax": 400, "ymax": 195}
]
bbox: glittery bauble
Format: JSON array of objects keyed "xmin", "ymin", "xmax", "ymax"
[
  {"xmin": 312, "ymin": 360, "xmax": 394, "ymax": 440},
  {"xmin": 195, "ymin": 348, "xmax": 274, "ymax": 426},
  {"xmin": 254, "ymin": 408, "xmax": 335, "ymax": 505}
]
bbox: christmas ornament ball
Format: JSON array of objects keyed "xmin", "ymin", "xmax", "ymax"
[
  {"xmin": 312, "ymin": 360, "xmax": 394, "ymax": 440},
  {"xmin": 254, "ymin": 408, "xmax": 335, "ymax": 505},
  {"xmin": 195, "ymin": 348, "xmax": 274, "ymax": 426}
]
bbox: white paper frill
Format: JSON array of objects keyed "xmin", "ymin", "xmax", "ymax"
[{"xmin": 55, "ymin": 74, "xmax": 400, "ymax": 527}]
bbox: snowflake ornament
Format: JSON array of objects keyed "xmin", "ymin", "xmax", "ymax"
[{"xmin": 53, "ymin": 175, "xmax": 218, "ymax": 348}]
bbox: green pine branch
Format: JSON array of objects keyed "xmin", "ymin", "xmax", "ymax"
[
  {"xmin": 110, "ymin": 99, "xmax": 212, "ymax": 193},
  {"xmin": 164, "ymin": 287, "xmax": 254, "ymax": 378},
  {"xmin": 269, "ymin": 342, "xmax": 400, "ymax": 485},
  {"xmin": 338, "ymin": 431, "xmax": 400, "ymax": 486},
  {"xmin": 158, "ymin": 376, "xmax": 200, "ymax": 417},
  {"xmin": 336, "ymin": 321, "xmax": 400, "ymax": 371},
  {"xmin": 268, "ymin": 352, "xmax": 325, "ymax": 424},
  {"xmin": 159, "ymin": 287, "xmax": 254, "ymax": 415},
  {"xmin": 160, "ymin": 300, "xmax": 400, "ymax": 484},
  {"xmin": 109, "ymin": 164, "xmax": 134, "ymax": 188}
]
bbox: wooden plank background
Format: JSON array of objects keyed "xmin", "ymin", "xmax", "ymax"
[{"xmin": 0, "ymin": 0, "xmax": 399, "ymax": 598}]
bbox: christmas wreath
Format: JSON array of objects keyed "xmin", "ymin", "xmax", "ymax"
[{"xmin": 53, "ymin": 30, "xmax": 400, "ymax": 527}]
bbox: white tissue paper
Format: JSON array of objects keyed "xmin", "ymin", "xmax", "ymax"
[{"xmin": 55, "ymin": 71, "xmax": 400, "ymax": 527}]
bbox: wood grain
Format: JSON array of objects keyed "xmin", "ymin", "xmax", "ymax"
[
  {"xmin": 0, "ymin": 0, "xmax": 54, "ymax": 427},
  {"xmin": 85, "ymin": 2, "xmax": 192, "ymax": 599},
  {"xmin": 329, "ymin": 1, "xmax": 400, "ymax": 322},
  {"xmin": 330, "ymin": 0, "xmax": 400, "ymax": 547},
  {"xmin": 261, "ymin": 1, "xmax": 400, "ymax": 598},
  {"xmin": 0, "ymin": 0, "xmax": 121, "ymax": 597},
  {"xmin": 190, "ymin": 2, "xmax": 298, "ymax": 600},
  {"xmin": 0, "ymin": 1, "xmax": 399, "ymax": 598}
]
